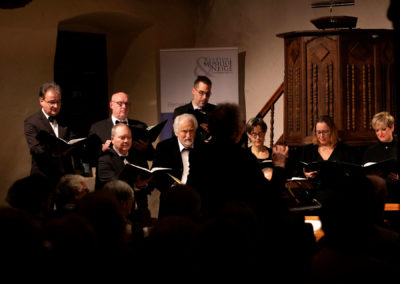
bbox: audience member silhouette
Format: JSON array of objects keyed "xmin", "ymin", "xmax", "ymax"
[
  {"xmin": 102, "ymin": 179, "xmax": 136, "ymax": 236},
  {"xmin": 161, "ymin": 184, "xmax": 202, "ymax": 221},
  {"xmin": 189, "ymin": 213, "xmax": 259, "ymax": 282},
  {"xmin": 43, "ymin": 213, "xmax": 97, "ymax": 280},
  {"xmin": 0, "ymin": 207, "xmax": 46, "ymax": 281},
  {"xmin": 309, "ymin": 174, "xmax": 400, "ymax": 283},
  {"xmin": 76, "ymin": 190, "xmax": 134, "ymax": 277},
  {"xmin": 54, "ymin": 173, "xmax": 90, "ymax": 217},
  {"xmin": 6, "ymin": 174, "xmax": 54, "ymax": 228},
  {"xmin": 139, "ymin": 215, "xmax": 198, "ymax": 283},
  {"xmin": 187, "ymin": 103, "xmax": 289, "ymax": 226}
]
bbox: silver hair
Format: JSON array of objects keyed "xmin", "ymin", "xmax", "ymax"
[
  {"xmin": 173, "ymin": 113, "xmax": 198, "ymax": 134},
  {"xmin": 56, "ymin": 174, "xmax": 85, "ymax": 194},
  {"xmin": 102, "ymin": 180, "xmax": 134, "ymax": 201}
]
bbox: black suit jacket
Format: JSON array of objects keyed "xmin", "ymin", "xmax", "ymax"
[
  {"xmin": 24, "ymin": 110, "xmax": 74, "ymax": 186},
  {"xmin": 95, "ymin": 148, "xmax": 132, "ymax": 189},
  {"xmin": 95, "ymin": 148, "xmax": 149, "ymax": 209},
  {"xmin": 87, "ymin": 117, "xmax": 154, "ymax": 167},
  {"xmin": 151, "ymin": 137, "xmax": 185, "ymax": 218},
  {"xmin": 152, "ymin": 137, "xmax": 184, "ymax": 191},
  {"xmin": 173, "ymin": 102, "xmax": 216, "ymax": 141}
]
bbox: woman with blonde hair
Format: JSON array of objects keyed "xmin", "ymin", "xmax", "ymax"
[
  {"xmin": 302, "ymin": 115, "xmax": 356, "ymax": 179},
  {"xmin": 362, "ymin": 111, "xmax": 398, "ymax": 182}
]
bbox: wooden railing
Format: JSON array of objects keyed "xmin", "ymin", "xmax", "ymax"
[{"xmin": 256, "ymin": 82, "xmax": 284, "ymax": 148}]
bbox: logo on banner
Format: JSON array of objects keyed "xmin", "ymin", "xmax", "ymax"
[{"xmin": 195, "ymin": 57, "xmax": 233, "ymax": 76}]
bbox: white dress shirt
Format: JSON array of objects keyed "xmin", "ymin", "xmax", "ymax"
[{"xmin": 42, "ymin": 108, "xmax": 59, "ymax": 137}]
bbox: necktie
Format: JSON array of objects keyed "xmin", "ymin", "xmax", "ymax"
[
  {"xmin": 182, "ymin": 148, "xmax": 192, "ymax": 152},
  {"xmin": 48, "ymin": 116, "xmax": 56, "ymax": 123},
  {"xmin": 116, "ymin": 120, "xmax": 127, "ymax": 125}
]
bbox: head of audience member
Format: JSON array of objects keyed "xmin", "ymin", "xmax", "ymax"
[
  {"xmin": 110, "ymin": 92, "xmax": 130, "ymax": 121},
  {"xmin": 208, "ymin": 103, "xmax": 244, "ymax": 144},
  {"xmin": 0, "ymin": 207, "xmax": 46, "ymax": 278},
  {"xmin": 190, "ymin": 215, "xmax": 258, "ymax": 281},
  {"xmin": 77, "ymin": 190, "xmax": 127, "ymax": 246},
  {"xmin": 44, "ymin": 213, "xmax": 97, "ymax": 276},
  {"xmin": 319, "ymin": 173, "xmax": 380, "ymax": 243},
  {"xmin": 174, "ymin": 113, "xmax": 198, "ymax": 148},
  {"xmin": 191, "ymin": 75, "xmax": 212, "ymax": 109},
  {"xmin": 39, "ymin": 82, "xmax": 62, "ymax": 117},
  {"xmin": 6, "ymin": 174, "xmax": 53, "ymax": 220},
  {"xmin": 163, "ymin": 184, "xmax": 202, "ymax": 220},
  {"xmin": 312, "ymin": 115, "xmax": 340, "ymax": 147},
  {"xmin": 111, "ymin": 123, "xmax": 132, "ymax": 156},
  {"xmin": 246, "ymin": 117, "xmax": 267, "ymax": 147},
  {"xmin": 102, "ymin": 180, "xmax": 134, "ymax": 218},
  {"xmin": 366, "ymin": 174, "xmax": 388, "ymax": 225},
  {"xmin": 55, "ymin": 174, "xmax": 90, "ymax": 213},
  {"xmin": 143, "ymin": 215, "xmax": 198, "ymax": 281},
  {"xmin": 371, "ymin": 111, "xmax": 395, "ymax": 143}
]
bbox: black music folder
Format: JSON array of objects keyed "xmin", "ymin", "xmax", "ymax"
[
  {"xmin": 300, "ymin": 159, "xmax": 398, "ymax": 176},
  {"xmin": 36, "ymin": 131, "xmax": 87, "ymax": 152},
  {"xmin": 131, "ymin": 119, "xmax": 167, "ymax": 143}
]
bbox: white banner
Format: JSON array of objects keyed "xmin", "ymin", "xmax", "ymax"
[{"xmin": 159, "ymin": 47, "xmax": 239, "ymax": 140}]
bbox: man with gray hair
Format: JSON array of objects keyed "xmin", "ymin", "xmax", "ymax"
[
  {"xmin": 103, "ymin": 180, "xmax": 134, "ymax": 218},
  {"xmin": 54, "ymin": 174, "xmax": 90, "ymax": 216},
  {"xmin": 151, "ymin": 113, "xmax": 199, "ymax": 218}
]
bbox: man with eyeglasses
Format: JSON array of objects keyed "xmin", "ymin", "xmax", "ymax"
[
  {"xmin": 173, "ymin": 75, "xmax": 216, "ymax": 142},
  {"xmin": 24, "ymin": 82, "xmax": 75, "ymax": 188},
  {"xmin": 87, "ymin": 91, "xmax": 155, "ymax": 170}
]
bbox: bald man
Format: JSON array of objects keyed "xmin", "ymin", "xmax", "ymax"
[{"xmin": 87, "ymin": 92, "xmax": 155, "ymax": 169}]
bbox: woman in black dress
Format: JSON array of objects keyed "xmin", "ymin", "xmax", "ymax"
[
  {"xmin": 362, "ymin": 112, "xmax": 398, "ymax": 178},
  {"xmin": 302, "ymin": 115, "xmax": 356, "ymax": 179},
  {"xmin": 300, "ymin": 115, "xmax": 358, "ymax": 205},
  {"xmin": 246, "ymin": 117, "xmax": 273, "ymax": 180},
  {"xmin": 362, "ymin": 112, "xmax": 399, "ymax": 201}
]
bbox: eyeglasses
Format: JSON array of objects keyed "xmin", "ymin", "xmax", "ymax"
[
  {"xmin": 195, "ymin": 89, "xmax": 211, "ymax": 96},
  {"xmin": 44, "ymin": 100, "xmax": 61, "ymax": 106},
  {"xmin": 250, "ymin": 132, "xmax": 265, "ymax": 138},
  {"xmin": 112, "ymin": 101, "xmax": 130, "ymax": 107},
  {"xmin": 316, "ymin": 130, "xmax": 330, "ymax": 136}
]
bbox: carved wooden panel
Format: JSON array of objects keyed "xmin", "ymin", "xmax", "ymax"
[
  {"xmin": 284, "ymin": 37, "xmax": 303, "ymax": 145},
  {"xmin": 278, "ymin": 29, "xmax": 395, "ymax": 146}
]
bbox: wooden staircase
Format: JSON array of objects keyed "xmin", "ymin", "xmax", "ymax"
[{"xmin": 255, "ymin": 82, "xmax": 284, "ymax": 148}]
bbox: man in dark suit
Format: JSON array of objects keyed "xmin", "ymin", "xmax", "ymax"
[
  {"xmin": 96, "ymin": 123, "xmax": 136, "ymax": 189},
  {"xmin": 95, "ymin": 123, "xmax": 152, "ymax": 227},
  {"xmin": 87, "ymin": 91, "xmax": 154, "ymax": 170},
  {"xmin": 151, "ymin": 113, "xmax": 198, "ymax": 218},
  {"xmin": 173, "ymin": 75, "xmax": 216, "ymax": 142},
  {"xmin": 24, "ymin": 82, "xmax": 75, "ymax": 188}
]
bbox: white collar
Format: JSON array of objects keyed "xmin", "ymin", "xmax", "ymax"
[
  {"xmin": 177, "ymin": 139, "xmax": 193, "ymax": 152},
  {"xmin": 42, "ymin": 108, "xmax": 51, "ymax": 120},
  {"xmin": 192, "ymin": 102, "xmax": 202, "ymax": 110},
  {"xmin": 112, "ymin": 116, "xmax": 128, "ymax": 125}
]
